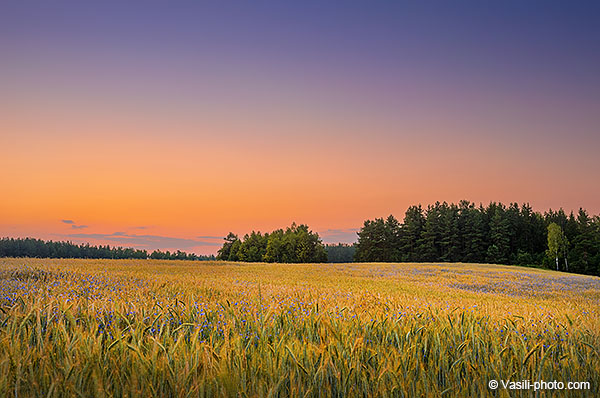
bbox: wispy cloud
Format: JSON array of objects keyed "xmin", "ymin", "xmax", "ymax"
[
  {"xmin": 61, "ymin": 219, "xmax": 88, "ymax": 229},
  {"xmin": 319, "ymin": 228, "xmax": 359, "ymax": 244},
  {"xmin": 65, "ymin": 232, "xmax": 222, "ymax": 250},
  {"xmin": 196, "ymin": 235, "xmax": 224, "ymax": 240}
]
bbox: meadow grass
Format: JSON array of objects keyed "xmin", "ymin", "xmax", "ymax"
[{"xmin": 0, "ymin": 258, "xmax": 598, "ymax": 397}]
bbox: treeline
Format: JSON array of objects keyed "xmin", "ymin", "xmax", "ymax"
[
  {"xmin": 325, "ymin": 243, "xmax": 356, "ymax": 263},
  {"xmin": 355, "ymin": 201, "xmax": 600, "ymax": 276},
  {"xmin": 217, "ymin": 223, "xmax": 327, "ymax": 263},
  {"xmin": 0, "ymin": 238, "xmax": 215, "ymax": 261},
  {"xmin": 149, "ymin": 249, "xmax": 215, "ymax": 261}
]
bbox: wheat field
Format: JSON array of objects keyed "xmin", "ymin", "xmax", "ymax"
[{"xmin": 0, "ymin": 258, "xmax": 598, "ymax": 397}]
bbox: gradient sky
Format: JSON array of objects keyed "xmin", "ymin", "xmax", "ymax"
[{"xmin": 1, "ymin": 1, "xmax": 599, "ymax": 254}]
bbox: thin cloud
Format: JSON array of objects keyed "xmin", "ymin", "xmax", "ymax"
[
  {"xmin": 196, "ymin": 235, "xmax": 224, "ymax": 240},
  {"xmin": 319, "ymin": 228, "xmax": 359, "ymax": 244},
  {"xmin": 65, "ymin": 232, "xmax": 222, "ymax": 249},
  {"xmin": 322, "ymin": 228, "xmax": 360, "ymax": 234},
  {"xmin": 62, "ymin": 219, "xmax": 88, "ymax": 229}
]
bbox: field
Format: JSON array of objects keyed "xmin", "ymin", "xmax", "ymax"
[{"xmin": 1, "ymin": 258, "xmax": 599, "ymax": 397}]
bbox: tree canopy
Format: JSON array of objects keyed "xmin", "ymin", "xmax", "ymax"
[
  {"xmin": 325, "ymin": 243, "xmax": 356, "ymax": 263},
  {"xmin": 216, "ymin": 223, "xmax": 327, "ymax": 263},
  {"xmin": 354, "ymin": 201, "xmax": 600, "ymax": 276},
  {"xmin": 0, "ymin": 238, "xmax": 214, "ymax": 261}
]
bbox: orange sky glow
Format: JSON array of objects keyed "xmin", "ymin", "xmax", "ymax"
[{"xmin": 2, "ymin": 2, "xmax": 599, "ymax": 254}]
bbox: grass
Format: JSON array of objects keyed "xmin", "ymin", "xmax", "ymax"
[{"xmin": 0, "ymin": 258, "xmax": 599, "ymax": 397}]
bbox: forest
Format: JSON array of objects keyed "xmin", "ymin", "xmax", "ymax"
[
  {"xmin": 324, "ymin": 243, "xmax": 356, "ymax": 263},
  {"xmin": 355, "ymin": 201, "xmax": 600, "ymax": 276},
  {"xmin": 0, "ymin": 238, "xmax": 215, "ymax": 261},
  {"xmin": 216, "ymin": 223, "xmax": 327, "ymax": 263},
  {"xmin": 3, "ymin": 201, "xmax": 599, "ymax": 276}
]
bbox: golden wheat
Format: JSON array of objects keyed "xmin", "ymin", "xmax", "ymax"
[{"xmin": 0, "ymin": 258, "xmax": 598, "ymax": 397}]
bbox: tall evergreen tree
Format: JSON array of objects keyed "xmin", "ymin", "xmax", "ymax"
[
  {"xmin": 401, "ymin": 205, "xmax": 425, "ymax": 261},
  {"xmin": 486, "ymin": 206, "xmax": 510, "ymax": 264},
  {"xmin": 417, "ymin": 203, "xmax": 441, "ymax": 262},
  {"xmin": 355, "ymin": 218, "xmax": 388, "ymax": 262},
  {"xmin": 439, "ymin": 203, "xmax": 461, "ymax": 262},
  {"xmin": 216, "ymin": 232, "xmax": 239, "ymax": 260}
]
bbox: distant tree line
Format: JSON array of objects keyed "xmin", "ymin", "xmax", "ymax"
[
  {"xmin": 355, "ymin": 201, "xmax": 600, "ymax": 276},
  {"xmin": 0, "ymin": 238, "xmax": 215, "ymax": 261},
  {"xmin": 217, "ymin": 223, "xmax": 327, "ymax": 263},
  {"xmin": 148, "ymin": 249, "xmax": 215, "ymax": 261},
  {"xmin": 325, "ymin": 243, "xmax": 356, "ymax": 263}
]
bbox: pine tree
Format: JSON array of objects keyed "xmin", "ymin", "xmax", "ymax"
[
  {"xmin": 417, "ymin": 203, "xmax": 441, "ymax": 262},
  {"xmin": 487, "ymin": 206, "xmax": 510, "ymax": 264},
  {"xmin": 401, "ymin": 205, "xmax": 425, "ymax": 261}
]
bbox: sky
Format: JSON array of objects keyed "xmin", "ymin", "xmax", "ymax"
[{"xmin": 1, "ymin": 1, "xmax": 599, "ymax": 254}]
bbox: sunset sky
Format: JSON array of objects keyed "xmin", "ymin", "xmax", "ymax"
[{"xmin": 2, "ymin": 1, "xmax": 599, "ymax": 254}]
